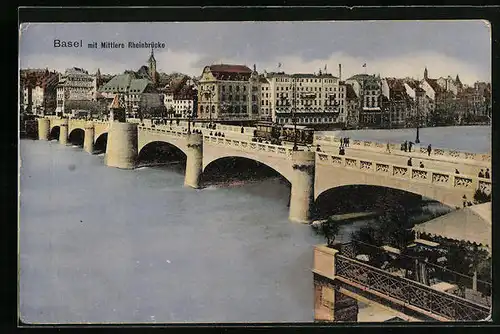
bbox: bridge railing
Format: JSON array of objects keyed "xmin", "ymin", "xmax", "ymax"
[
  {"xmin": 335, "ymin": 254, "xmax": 490, "ymax": 321},
  {"xmin": 138, "ymin": 126, "xmax": 188, "ymax": 138},
  {"xmin": 203, "ymin": 135, "xmax": 294, "ymax": 157},
  {"xmin": 314, "ymin": 135, "xmax": 491, "ymax": 163},
  {"xmin": 316, "ymin": 152, "xmax": 492, "ymax": 195}
]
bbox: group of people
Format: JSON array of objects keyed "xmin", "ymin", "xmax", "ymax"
[
  {"xmin": 210, "ymin": 131, "xmax": 225, "ymax": 138},
  {"xmin": 339, "ymin": 137, "xmax": 350, "ymax": 147},
  {"xmin": 406, "ymin": 157, "xmax": 425, "ymax": 168},
  {"xmin": 190, "ymin": 129, "xmax": 202, "ymax": 134},
  {"xmin": 401, "ymin": 140, "xmax": 414, "ymax": 152},
  {"xmin": 478, "ymin": 169, "xmax": 490, "ymax": 179}
]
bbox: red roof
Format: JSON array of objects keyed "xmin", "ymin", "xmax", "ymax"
[
  {"xmin": 208, "ymin": 64, "xmax": 253, "ymax": 81},
  {"xmin": 209, "ymin": 64, "xmax": 252, "ymax": 73}
]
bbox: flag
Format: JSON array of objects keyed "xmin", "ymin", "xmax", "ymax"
[
  {"xmin": 324, "ymin": 64, "xmax": 327, "ymax": 71},
  {"xmin": 278, "ymin": 63, "xmax": 282, "ymax": 68},
  {"xmin": 362, "ymin": 63, "xmax": 367, "ymax": 68}
]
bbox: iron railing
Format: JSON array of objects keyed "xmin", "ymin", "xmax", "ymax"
[{"xmin": 335, "ymin": 255, "xmax": 490, "ymax": 321}]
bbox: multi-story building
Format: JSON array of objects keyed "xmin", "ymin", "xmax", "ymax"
[
  {"xmin": 345, "ymin": 83, "xmax": 360, "ymax": 128},
  {"xmin": 197, "ymin": 64, "xmax": 261, "ymax": 121},
  {"xmin": 436, "ymin": 74, "xmax": 463, "ymax": 96},
  {"xmin": 259, "ymin": 75, "xmax": 272, "ymax": 121},
  {"xmin": 381, "ymin": 78, "xmax": 412, "ymax": 128},
  {"xmin": 265, "ymin": 71, "xmax": 347, "ymax": 126},
  {"xmin": 162, "ymin": 75, "xmax": 198, "ymax": 118},
  {"xmin": 98, "ymin": 51, "xmax": 164, "ymax": 119},
  {"xmin": 345, "ymin": 74, "xmax": 382, "ymax": 127},
  {"xmin": 55, "ymin": 67, "xmax": 97, "ymax": 116},
  {"xmin": 20, "ymin": 69, "xmax": 59, "ymax": 115}
]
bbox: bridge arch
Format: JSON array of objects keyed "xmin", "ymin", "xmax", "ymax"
[
  {"xmin": 202, "ymin": 145, "xmax": 294, "ymax": 183},
  {"xmin": 137, "ymin": 141, "xmax": 187, "ymax": 166},
  {"xmin": 94, "ymin": 132, "xmax": 108, "ymax": 153},
  {"xmin": 48, "ymin": 126, "xmax": 60, "ymax": 141},
  {"xmin": 202, "ymin": 155, "xmax": 292, "ymax": 185},
  {"xmin": 68, "ymin": 128, "xmax": 85, "ymax": 147}
]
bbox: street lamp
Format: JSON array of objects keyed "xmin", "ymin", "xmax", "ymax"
[
  {"xmin": 186, "ymin": 107, "xmax": 192, "ymax": 134},
  {"xmin": 415, "ymin": 96, "xmax": 421, "ymax": 143}
]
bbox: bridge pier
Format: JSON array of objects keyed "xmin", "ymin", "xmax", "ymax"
[
  {"xmin": 59, "ymin": 120, "xmax": 69, "ymax": 146},
  {"xmin": 289, "ymin": 150, "xmax": 316, "ymax": 223},
  {"xmin": 184, "ymin": 133, "xmax": 203, "ymax": 189},
  {"xmin": 105, "ymin": 122, "xmax": 138, "ymax": 169},
  {"xmin": 37, "ymin": 118, "xmax": 50, "ymax": 140},
  {"xmin": 84, "ymin": 122, "xmax": 95, "ymax": 154}
]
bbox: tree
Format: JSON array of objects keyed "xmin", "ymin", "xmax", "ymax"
[{"xmin": 312, "ymin": 217, "xmax": 340, "ymax": 247}]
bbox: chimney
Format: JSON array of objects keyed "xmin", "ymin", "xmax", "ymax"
[{"xmin": 338, "ymin": 64, "xmax": 342, "ymax": 81}]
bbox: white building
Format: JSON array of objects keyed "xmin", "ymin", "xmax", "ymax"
[
  {"xmin": 264, "ymin": 71, "xmax": 347, "ymax": 126},
  {"xmin": 259, "ymin": 75, "xmax": 272, "ymax": 121},
  {"xmin": 56, "ymin": 67, "xmax": 97, "ymax": 115},
  {"xmin": 162, "ymin": 76, "xmax": 198, "ymax": 118}
]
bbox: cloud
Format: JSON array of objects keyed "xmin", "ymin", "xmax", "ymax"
[{"xmin": 21, "ymin": 49, "xmax": 489, "ymax": 86}]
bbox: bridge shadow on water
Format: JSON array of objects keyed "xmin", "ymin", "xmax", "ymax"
[{"xmin": 136, "ymin": 141, "xmax": 187, "ymax": 173}]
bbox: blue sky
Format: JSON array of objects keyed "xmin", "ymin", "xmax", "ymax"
[{"xmin": 19, "ymin": 20, "xmax": 491, "ymax": 84}]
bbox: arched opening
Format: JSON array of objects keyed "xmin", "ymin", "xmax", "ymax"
[
  {"xmin": 314, "ymin": 185, "xmax": 452, "ymax": 220},
  {"xmin": 202, "ymin": 156, "xmax": 291, "ymax": 206},
  {"xmin": 312, "ymin": 185, "xmax": 454, "ymax": 252},
  {"xmin": 48, "ymin": 126, "xmax": 60, "ymax": 141},
  {"xmin": 68, "ymin": 129, "xmax": 85, "ymax": 147},
  {"xmin": 137, "ymin": 141, "xmax": 186, "ymax": 171},
  {"xmin": 94, "ymin": 133, "xmax": 108, "ymax": 154}
]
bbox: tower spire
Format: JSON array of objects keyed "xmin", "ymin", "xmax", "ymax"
[{"xmin": 424, "ymin": 66, "xmax": 428, "ymax": 80}]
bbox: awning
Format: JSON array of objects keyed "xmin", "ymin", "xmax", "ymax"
[{"xmin": 412, "ymin": 202, "xmax": 491, "ymax": 252}]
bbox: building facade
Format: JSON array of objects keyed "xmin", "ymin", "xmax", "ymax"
[
  {"xmin": 197, "ymin": 64, "xmax": 261, "ymax": 121},
  {"xmin": 56, "ymin": 67, "xmax": 97, "ymax": 116},
  {"xmin": 345, "ymin": 74, "xmax": 382, "ymax": 127},
  {"xmin": 265, "ymin": 71, "xmax": 347, "ymax": 126},
  {"xmin": 162, "ymin": 76, "xmax": 198, "ymax": 118},
  {"xmin": 20, "ymin": 69, "xmax": 59, "ymax": 115}
]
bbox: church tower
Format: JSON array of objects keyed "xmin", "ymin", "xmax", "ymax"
[
  {"xmin": 148, "ymin": 48, "xmax": 157, "ymax": 85},
  {"xmin": 424, "ymin": 67, "xmax": 428, "ymax": 80}
]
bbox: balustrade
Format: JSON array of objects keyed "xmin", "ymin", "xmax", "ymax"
[{"xmin": 334, "ymin": 255, "xmax": 490, "ymax": 321}]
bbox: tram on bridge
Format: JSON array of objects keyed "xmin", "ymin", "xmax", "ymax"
[{"xmin": 254, "ymin": 121, "xmax": 314, "ymax": 145}]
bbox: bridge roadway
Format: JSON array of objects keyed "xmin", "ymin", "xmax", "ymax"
[
  {"xmin": 38, "ymin": 117, "xmax": 492, "ymax": 223},
  {"xmin": 146, "ymin": 121, "xmax": 491, "ymax": 180}
]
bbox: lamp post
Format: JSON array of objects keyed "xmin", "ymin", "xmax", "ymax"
[
  {"xmin": 415, "ymin": 96, "xmax": 420, "ymax": 143},
  {"xmin": 186, "ymin": 107, "xmax": 192, "ymax": 134}
]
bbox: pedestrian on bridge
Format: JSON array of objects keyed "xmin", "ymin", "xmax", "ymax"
[
  {"xmin": 485, "ymin": 168, "xmax": 490, "ymax": 179},
  {"xmin": 455, "ymin": 169, "xmax": 460, "ymax": 174},
  {"xmin": 403, "ymin": 141, "xmax": 408, "ymax": 152},
  {"xmin": 478, "ymin": 169, "xmax": 485, "ymax": 178},
  {"xmin": 386, "ymin": 142, "xmax": 391, "ymax": 153},
  {"xmin": 419, "ymin": 161, "xmax": 424, "ymax": 168},
  {"xmin": 427, "ymin": 144, "xmax": 432, "ymax": 156},
  {"xmin": 408, "ymin": 141, "xmax": 413, "ymax": 152},
  {"xmin": 407, "ymin": 157, "xmax": 412, "ymax": 167}
]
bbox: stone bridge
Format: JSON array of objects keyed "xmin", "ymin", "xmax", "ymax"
[{"xmin": 37, "ymin": 117, "xmax": 492, "ymax": 223}]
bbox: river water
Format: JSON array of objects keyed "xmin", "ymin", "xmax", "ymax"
[
  {"xmin": 320, "ymin": 125, "xmax": 491, "ymax": 153},
  {"xmin": 21, "ymin": 139, "xmax": 357, "ymax": 324}
]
